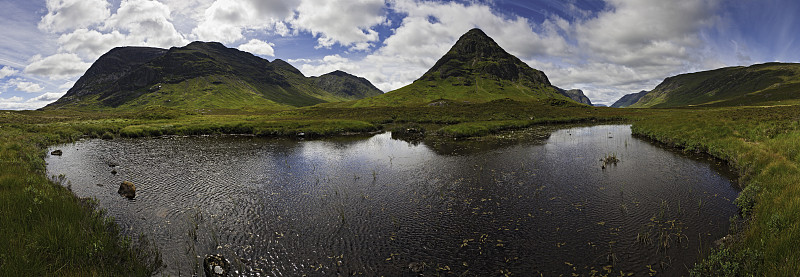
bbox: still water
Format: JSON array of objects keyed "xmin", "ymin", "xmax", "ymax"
[{"xmin": 46, "ymin": 125, "xmax": 738, "ymax": 276}]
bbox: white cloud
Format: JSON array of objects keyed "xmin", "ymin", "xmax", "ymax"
[
  {"xmin": 59, "ymin": 80, "xmax": 76, "ymax": 90},
  {"xmin": 39, "ymin": 0, "xmax": 111, "ymax": 33},
  {"xmin": 28, "ymin": 92, "xmax": 66, "ymax": 102},
  {"xmin": 103, "ymin": 0, "xmax": 187, "ymax": 48},
  {"xmin": 24, "ymin": 53, "xmax": 91, "ymax": 80},
  {"xmin": 291, "ymin": 0, "xmax": 386, "ymax": 49},
  {"xmin": 0, "ymin": 96, "xmax": 24, "ymax": 102},
  {"xmin": 293, "ymin": 0, "xmax": 572, "ymax": 92},
  {"xmin": 192, "ymin": 0, "xmax": 298, "ymax": 43},
  {"xmin": 58, "ymin": 29, "xmax": 130, "ymax": 60},
  {"xmin": 237, "ymin": 39, "xmax": 275, "ymax": 57},
  {"xmin": 0, "ymin": 66, "xmax": 19, "ymax": 79},
  {"xmin": 9, "ymin": 78, "xmax": 45, "ymax": 93}
]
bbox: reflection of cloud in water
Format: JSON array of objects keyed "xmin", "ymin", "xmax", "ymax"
[{"xmin": 45, "ymin": 126, "xmax": 738, "ymax": 276}]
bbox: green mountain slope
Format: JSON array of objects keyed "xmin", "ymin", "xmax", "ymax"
[
  {"xmin": 310, "ymin": 70, "xmax": 383, "ymax": 99},
  {"xmin": 610, "ymin": 90, "xmax": 648, "ymax": 108},
  {"xmin": 630, "ymin": 63, "xmax": 800, "ymax": 108},
  {"xmin": 44, "ymin": 42, "xmax": 381, "ymax": 111},
  {"xmin": 345, "ymin": 28, "xmax": 569, "ymax": 107}
]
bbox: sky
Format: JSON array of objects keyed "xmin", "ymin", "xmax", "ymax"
[{"xmin": 0, "ymin": 0, "xmax": 798, "ymax": 109}]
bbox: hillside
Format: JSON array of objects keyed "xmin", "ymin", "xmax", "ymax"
[
  {"xmin": 560, "ymin": 89, "xmax": 592, "ymax": 105},
  {"xmin": 611, "ymin": 91, "xmax": 649, "ymax": 108},
  {"xmin": 346, "ymin": 28, "xmax": 570, "ymax": 107},
  {"xmin": 44, "ymin": 42, "xmax": 381, "ymax": 110},
  {"xmin": 630, "ymin": 63, "xmax": 800, "ymax": 108},
  {"xmin": 310, "ymin": 70, "xmax": 383, "ymax": 99}
]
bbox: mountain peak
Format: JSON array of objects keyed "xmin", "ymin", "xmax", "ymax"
[{"xmin": 420, "ymin": 28, "xmax": 551, "ymax": 86}]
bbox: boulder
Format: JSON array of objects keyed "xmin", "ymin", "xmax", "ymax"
[
  {"xmin": 51, "ymin": 149, "xmax": 63, "ymax": 156},
  {"xmin": 203, "ymin": 254, "xmax": 230, "ymax": 277},
  {"xmin": 118, "ymin": 181, "xmax": 136, "ymax": 199}
]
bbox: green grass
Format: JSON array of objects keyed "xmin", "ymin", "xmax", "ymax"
[
  {"xmin": 631, "ymin": 105, "xmax": 800, "ymax": 275},
  {"xmin": 0, "ymin": 123, "xmax": 161, "ymax": 276}
]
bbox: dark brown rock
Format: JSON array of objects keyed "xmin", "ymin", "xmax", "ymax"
[{"xmin": 118, "ymin": 181, "xmax": 136, "ymax": 199}]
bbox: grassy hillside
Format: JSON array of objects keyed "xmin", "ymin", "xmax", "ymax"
[
  {"xmin": 336, "ymin": 28, "xmax": 570, "ymax": 107},
  {"xmin": 610, "ymin": 90, "xmax": 648, "ymax": 108},
  {"xmin": 44, "ymin": 42, "xmax": 381, "ymax": 111},
  {"xmin": 630, "ymin": 63, "xmax": 800, "ymax": 108},
  {"xmin": 348, "ymin": 76, "xmax": 566, "ymax": 107}
]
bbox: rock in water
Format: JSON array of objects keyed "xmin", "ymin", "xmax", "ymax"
[
  {"xmin": 203, "ymin": 254, "xmax": 230, "ymax": 277},
  {"xmin": 118, "ymin": 181, "xmax": 136, "ymax": 199},
  {"xmin": 50, "ymin": 149, "xmax": 63, "ymax": 156}
]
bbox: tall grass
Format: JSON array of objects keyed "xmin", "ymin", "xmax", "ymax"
[{"xmin": 0, "ymin": 126, "xmax": 161, "ymax": 276}]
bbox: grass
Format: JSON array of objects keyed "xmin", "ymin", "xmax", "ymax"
[
  {"xmin": 0, "ymin": 122, "xmax": 161, "ymax": 276},
  {"xmin": 631, "ymin": 105, "xmax": 800, "ymax": 275},
  {"xmin": 2, "ymin": 98, "xmax": 800, "ymax": 275}
]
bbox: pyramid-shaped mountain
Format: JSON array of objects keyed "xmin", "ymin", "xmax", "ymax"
[
  {"xmin": 44, "ymin": 41, "xmax": 382, "ymax": 110},
  {"xmin": 351, "ymin": 28, "xmax": 570, "ymax": 107}
]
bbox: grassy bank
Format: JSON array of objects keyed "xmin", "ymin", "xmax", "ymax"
[
  {"xmin": 631, "ymin": 105, "xmax": 800, "ymax": 275},
  {"xmin": 0, "ymin": 123, "xmax": 161, "ymax": 276}
]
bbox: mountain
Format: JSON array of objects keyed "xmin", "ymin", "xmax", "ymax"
[
  {"xmin": 559, "ymin": 89, "xmax": 592, "ymax": 105},
  {"xmin": 310, "ymin": 70, "xmax": 383, "ymax": 99},
  {"xmin": 44, "ymin": 41, "xmax": 381, "ymax": 110},
  {"xmin": 610, "ymin": 91, "xmax": 649, "ymax": 108},
  {"xmin": 348, "ymin": 28, "xmax": 570, "ymax": 107},
  {"xmin": 630, "ymin": 63, "xmax": 800, "ymax": 108}
]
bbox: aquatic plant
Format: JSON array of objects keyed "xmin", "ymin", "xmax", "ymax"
[{"xmin": 600, "ymin": 153, "xmax": 620, "ymax": 169}]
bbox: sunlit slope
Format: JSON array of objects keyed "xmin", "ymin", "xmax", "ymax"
[{"xmin": 630, "ymin": 63, "xmax": 800, "ymax": 108}]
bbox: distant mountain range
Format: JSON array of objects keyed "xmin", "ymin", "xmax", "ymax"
[
  {"xmin": 43, "ymin": 42, "xmax": 381, "ymax": 110},
  {"xmin": 625, "ymin": 63, "xmax": 800, "ymax": 108},
  {"xmin": 45, "ymin": 28, "xmax": 799, "ymax": 111}
]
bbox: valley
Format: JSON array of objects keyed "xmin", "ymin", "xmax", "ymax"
[{"xmin": 2, "ymin": 28, "xmax": 800, "ymax": 276}]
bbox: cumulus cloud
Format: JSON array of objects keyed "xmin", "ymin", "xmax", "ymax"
[
  {"xmin": 29, "ymin": 92, "xmax": 66, "ymax": 102},
  {"xmin": 293, "ymin": 0, "xmax": 572, "ymax": 92},
  {"xmin": 103, "ymin": 0, "xmax": 186, "ymax": 48},
  {"xmin": 238, "ymin": 39, "xmax": 275, "ymax": 56},
  {"xmin": 192, "ymin": 0, "xmax": 299, "ymax": 43},
  {"xmin": 291, "ymin": 0, "xmax": 386, "ymax": 49},
  {"xmin": 0, "ymin": 66, "xmax": 19, "ymax": 79},
  {"xmin": 24, "ymin": 53, "xmax": 91, "ymax": 80},
  {"xmin": 9, "ymin": 78, "xmax": 45, "ymax": 93},
  {"xmin": 58, "ymin": 29, "xmax": 129, "ymax": 60},
  {"xmin": 38, "ymin": 0, "xmax": 110, "ymax": 33}
]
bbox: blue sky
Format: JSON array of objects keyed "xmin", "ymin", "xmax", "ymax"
[{"xmin": 0, "ymin": 0, "xmax": 798, "ymax": 109}]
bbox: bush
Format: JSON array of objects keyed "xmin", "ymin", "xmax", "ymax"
[
  {"xmin": 690, "ymin": 247, "xmax": 762, "ymax": 277},
  {"xmin": 734, "ymin": 182, "xmax": 762, "ymax": 217},
  {"xmin": 101, "ymin": 131, "xmax": 115, "ymax": 140}
]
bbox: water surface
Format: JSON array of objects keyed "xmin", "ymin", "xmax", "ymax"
[{"xmin": 46, "ymin": 125, "xmax": 738, "ymax": 276}]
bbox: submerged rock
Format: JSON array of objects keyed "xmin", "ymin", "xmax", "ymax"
[
  {"xmin": 408, "ymin": 261, "xmax": 425, "ymax": 273},
  {"xmin": 50, "ymin": 149, "xmax": 63, "ymax": 156},
  {"xmin": 118, "ymin": 181, "xmax": 136, "ymax": 199},
  {"xmin": 203, "ymin": 254, "xmax": 230, "ymax": 277}
]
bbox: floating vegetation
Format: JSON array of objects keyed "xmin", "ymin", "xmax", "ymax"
[{"xmin": 600, "ymin": 153, "xmax": 620, "ymax": 169}]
